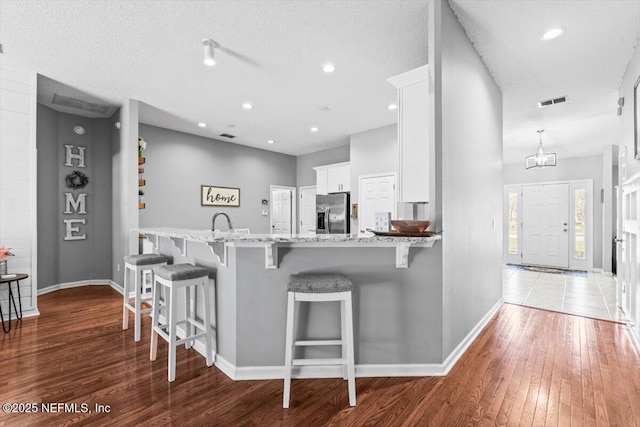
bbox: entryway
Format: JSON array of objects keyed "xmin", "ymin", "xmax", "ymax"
[
  {"xmin": 504, "ymin": 180, "xmax": 592, "ymax": 271},
  {"xmin": 502, "ymin": 265, "xmax": 623, "ymax": 322}
]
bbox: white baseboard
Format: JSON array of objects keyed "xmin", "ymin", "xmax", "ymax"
[
  {"xmin": 38, "ymin": 279, "xmax": 117, "ymax": 296},
  {"xmin": 180, "ymin": 299, "xmax": 504, "ymax": 381},
  {"xmin": 440, "ymin": 299, "xmax": 504, "ymax": 375},
  {"xmin": 0, "ymin": 307, "xmax": 40, "ymax": 321}
]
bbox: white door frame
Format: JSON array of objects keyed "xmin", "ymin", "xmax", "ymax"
[
  {"xmin": 358, "ymin": 172, "xmax": 397, "ymax": 236},
  {"xmin": 269, "ymin": 185, "xmax": 297, "ymax": 234},
  {"xmin": 503, "ymin": 179, "xmax": 593, "ymax": 270},
  {"xmin": 618, "ymin": 173, "xmax": 640, "ymax": 350}
]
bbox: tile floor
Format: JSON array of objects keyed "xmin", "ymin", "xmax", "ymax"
[{"xmin": 502, "ymin": 266, "xmax": 626, "ymax": 322}]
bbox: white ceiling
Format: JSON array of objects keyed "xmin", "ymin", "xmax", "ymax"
[{"xmin": 1, "ymin": 0, "xmax": 638, "ymax": 163}]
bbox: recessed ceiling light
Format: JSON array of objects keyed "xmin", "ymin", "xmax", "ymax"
[
  {"xmin": 242, "ymin": 103, "xmax": 253, "ymax": 110},
  {"xmin": 319, "ymin": 106, "xmax": 330, "ymax": 111},
  {"xmin": 267, "ymin": 139, "xmax": 275, "ymax": 144},
  {"xmin": 226, "ymin": 124, "xmax": 235, "ymax": 128},
  {"xmin": 322, "ymin": 64, "xmax": 336, "ymax": 73},
  {"xmin": 387, "ymin": 104, "xmax": 398, "ymax": 110},
  {"xmin": 310, "ymin": 127, "xmax": 319, "ymax": 132},
  {"xmin": 198, "ymin": 122, "xmax": 207, "ymax": 127},
  {"xmin": 541, "ymin": 27, "xmax": 566, "ymax": 41}
]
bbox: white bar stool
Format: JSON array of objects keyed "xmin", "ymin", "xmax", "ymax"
[
  {"xmin": 150, "ymin": 263, "xmax": 214, "ymax": 382},
  {"xmin": 123, "ymin": 254, "xmax": 169, "ymax": 342},
  {"xmin": 283, "ymin": 273, "xmax": 356, "ymax": 408}
]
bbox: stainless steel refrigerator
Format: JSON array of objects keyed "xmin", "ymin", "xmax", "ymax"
[{"xmin": 316, "ymin": 193, "xmax": 350, "ymax": 234}]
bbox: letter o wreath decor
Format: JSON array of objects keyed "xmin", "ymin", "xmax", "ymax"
[{"xmin": 65, "ymin": 170, "xmax": 90, "ymax": 189}]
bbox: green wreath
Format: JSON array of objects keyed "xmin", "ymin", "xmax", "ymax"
[{"xmin": 65, "ymin": 170, "xmax": 90, "ymax": 189}]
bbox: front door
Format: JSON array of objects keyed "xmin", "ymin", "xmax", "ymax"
[{"xmin": 522, "ymin": 183, "xmax": 569, "ymax": 268}]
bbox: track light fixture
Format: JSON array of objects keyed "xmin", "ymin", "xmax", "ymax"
[{"xmin": 202, "ymin": 39, "xmax": 219, "ymax": 66}]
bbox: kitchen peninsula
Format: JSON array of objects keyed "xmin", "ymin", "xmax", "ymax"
[{"xmin": 137, "ymin": 227, "xmax": 446, "ymax": 379}]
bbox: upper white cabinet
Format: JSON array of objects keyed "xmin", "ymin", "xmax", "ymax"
[
  {"xmin": 314, "ymin": 162, "xmax": 351, "ymax": 195},
  {"xmin": 388, "ymin": 65, "xmax": 429, "ymax": 203}
]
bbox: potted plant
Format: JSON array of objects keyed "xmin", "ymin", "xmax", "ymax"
[
  {"xmin": 0, "ymin": 247, "xmax": 14, "ymax": 276},
  {"xmin": 138, "ymin": 188, "xmax": 145, "ymax": 202}
]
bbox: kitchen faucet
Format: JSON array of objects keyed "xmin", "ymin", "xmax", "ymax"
[{"xmin": 212, "ymin": 212, "xmax": 233, "ymax": 232}]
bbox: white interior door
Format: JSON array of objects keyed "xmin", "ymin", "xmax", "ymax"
[
  {"xmin": 522, "ymin": 183, "xmax": 569, "ymax": 268},
  {"xmin": 358, "ymin": 173, "xmax": 397, "ymax": 236},
  {"xmin": 299, "ymin": 186, "xmax": 316, "ymax": 233},
  {"xmin": 271, "ymin": 189, "xmax": 292, "ymax": 234}
]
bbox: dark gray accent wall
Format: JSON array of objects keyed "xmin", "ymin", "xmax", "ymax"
[
  {"xmin": 37, "ymin": 104, "xmax": 113, "ymax": 289},
  {"xmin": 138, "ymin": 124, "xmax": 296, "ymax": 233},
  {"xmin": 296, "ymin": 144, "xmax": 350, "ymax": 188}
]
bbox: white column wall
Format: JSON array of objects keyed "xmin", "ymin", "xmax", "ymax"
[{"xmin": 0, "ymin": 56, "xmax": 38, "ymax": 317}]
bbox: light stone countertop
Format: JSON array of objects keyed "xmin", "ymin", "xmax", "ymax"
[{"xmin": 136, "ymin": 227, "xmax": 442, "ymax": 245}]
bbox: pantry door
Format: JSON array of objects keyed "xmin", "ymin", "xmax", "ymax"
[
  {"xmin": 522, "ymin": 183, "xmax": 569, "ymax": 268},
  {"xmin": 358, "ymin": 173, "xmax": 397, "ymax": 236}
]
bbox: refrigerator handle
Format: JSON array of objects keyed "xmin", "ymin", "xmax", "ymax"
[{"xmin": 326, "ymin": 207, "xmax": 330, "ymax": 233}]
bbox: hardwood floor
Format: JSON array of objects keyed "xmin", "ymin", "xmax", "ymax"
[{"xmin": 1, "ymin": 286, "xmax": 638, "ymax": 426}]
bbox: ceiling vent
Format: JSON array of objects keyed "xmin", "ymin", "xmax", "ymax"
[
  {"xmin": 52, "ymin": 93, "xmax": 112, "ymax": 115},
  {"xmin": 537, "ymin": 96, "xmax": 567, "ymax": 108},
  {"xmin": 219, "ymin": 133, "xmax": 236, "ymax": 139}
]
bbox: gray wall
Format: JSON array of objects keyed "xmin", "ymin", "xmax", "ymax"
[
  {"xmin": 235, "ymin": 246, "xmax": 443, "ymax": 366},
  {"xmin": 296, "ymin": 144, "xmax": 350, "ymax": 188},
  {"xmin": 432, "ymin": 0, "xmax": 504, "ymax": 358},
  {"xmin": 36, "ymin": 104, "xmax": 112, "ymax": 288},
  {"xmin": 151, "ymin": 238, "xmax": 443, "ymax": 367},
  {"xmin": 504, "ymin": 154, "xmax": 604, "ymax": 269},
  {"xmin": 111, "ymin": 99, "xmax": 139, "ymax": 285},
  {"xmin": 139, "ymin": 124, "xmax": 296, "ymax": 233},
  {"xmin": 349, "ymin": 124, "xmax": 398, "ymax": 231}
]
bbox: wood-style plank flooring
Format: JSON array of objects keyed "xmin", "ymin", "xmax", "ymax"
[{"xmin": 0, "ymin": 286, "xmax": 638, "ymax": 426}]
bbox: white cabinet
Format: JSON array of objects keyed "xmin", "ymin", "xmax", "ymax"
[
  {"xmin": 316, "ymin": 167, "xmax": 328, "ymax": 195},
  {"xmin": 314, "ymin": 162, "xmax": 350, "ymax": 195},
  {"xmin": 388, "ymin": 65, "xmax": 429, "ymax": 203},
  {"xmin": 327, "ymin": 163, "xmax": 350, "ymax": 193}
]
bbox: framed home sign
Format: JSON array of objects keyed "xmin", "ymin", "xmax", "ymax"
[
  {"xmin": 635, "ymin": 75, "xmax": 640, "ymax": 159},
  {"xmin": 201, "ymin": 185, "xmax": 240, "ymax": 207}
]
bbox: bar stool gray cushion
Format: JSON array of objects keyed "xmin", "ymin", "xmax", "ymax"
[
  {"xmin": 124, "ymin": 254, "xmax": 169, "ymax": 266},
  {"xmin": 154, "ymin": 263, "xmax": 210, "ymax": 281},
  {"xmin": 287, "ymin": 273, "xmax": 353, "ymax": 293}
]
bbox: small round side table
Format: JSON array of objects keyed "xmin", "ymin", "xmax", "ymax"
[{"xmin": 0, "ymin": 273, "xmax": 27, "ymax": 333}]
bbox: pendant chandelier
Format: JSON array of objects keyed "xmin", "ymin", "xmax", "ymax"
[{"xmin": 525, "ymin": 130, "xmax": 556, "ymax": 169}]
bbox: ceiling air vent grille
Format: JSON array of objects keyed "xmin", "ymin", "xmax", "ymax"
[
  {"xmin": 219, "ymin": 133, "xmax": 236, "ymax": 139},
  {"xmin": 52, "ymin": 93, "xmax": 112, "ymax": 115},
  {"xmin": 537, "ymin": 96, "xmax": 567, "ymax": 108}
]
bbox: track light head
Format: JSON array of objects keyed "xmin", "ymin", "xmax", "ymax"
[{"xmin": 202, "ymin": 39, "xmax": 219, "ymax": 66}]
